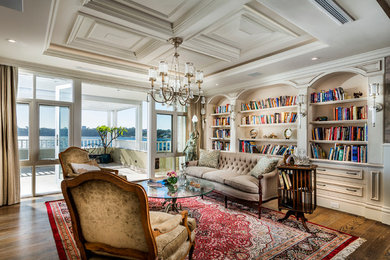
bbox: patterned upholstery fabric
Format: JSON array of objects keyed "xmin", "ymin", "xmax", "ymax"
[
  {"xmin": 156, "ymin": 225, "xmax": 188, "ymax": 259},
  {"xmin": 70, "ymin": 180, "xmax": 150, "ymax": 252},
  {"xmin": 249, "ymin": 157, "xmax": 279, "ymax": 178},
  {"xmin": 198, "ymin": 149, "xmax": 220, "ymax": 168},
  {"xmin": 218, "ymin": 152, "xmax": 259, "ymax": 175},
  {"xmin": 150, "ymin": 211, "xmax": 183, "ymax": 233},
  {"xmin": 70, "ymin": 162, "xmax": 100, "ymax": 175}
]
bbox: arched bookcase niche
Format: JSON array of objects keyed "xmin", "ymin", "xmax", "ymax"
[
  {"xmin": 235, "ymin": 84, "xmax": 299, "ymax": 156},
  {"xmin": 307, "ymin": 71, "xmax": 370, "ymax": 164},
  {"xmin": 206, "ymin": 94, "xmax": 233, "ymax": 151}
]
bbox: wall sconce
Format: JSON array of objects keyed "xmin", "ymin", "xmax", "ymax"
[
  {"xmin": 200, "ymin": 96, "xmax": 206, "ymax": 129},
  {"xmin": 298, "ymin": 94, "xmax": 306, "ymax": 128},
  {"xmin": 369, "ymin": 83, "xmax": 383, "ymax": 127}
]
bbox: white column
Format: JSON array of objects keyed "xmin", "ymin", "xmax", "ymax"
[
  {"xmin": 147, "ymin": 99, "xmax": 156, "ymax": 178},
  {"xmin": 297, "ymin": 86, "xmax": 308, "ymax": 155},
  {"xmin": 229, "ymin": 98, "xmax": 237, "ymax": 153},
  {"xmin": 136, "ymin": 104, "xmax": 142, "ymax": 150},
  {"xmin": 73, "ymin": 79, "xmax": 82, "ymax": 147},
  {"xmin": 367, "ymin": 74, "xmax": 384, "ymax": 164}
]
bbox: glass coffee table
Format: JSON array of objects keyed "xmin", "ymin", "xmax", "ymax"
[{"xmin": 136, "ymin": 176, "xmax": 214, "ymax": 213}]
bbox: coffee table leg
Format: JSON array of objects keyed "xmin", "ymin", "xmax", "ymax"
[{"xmin": 163, "ymin": 198, "xmax": 181, "ymax": 213}]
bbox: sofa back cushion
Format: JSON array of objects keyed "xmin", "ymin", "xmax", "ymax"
[
  {"xmin": 218, "ymin": 152, "xmax": 260, "ymax": 175},
  {"xmin": 198, "ymin": 149, "xmax": 220, "ymax": 168}
]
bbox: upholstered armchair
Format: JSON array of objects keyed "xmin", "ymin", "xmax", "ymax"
[
  {"xmin": 59, "ymin": 146, "xmax": 118, "ymax": 179},
  {"xmin": 61, "ymin": 171, "xmax": 196, "ymax": 260}
]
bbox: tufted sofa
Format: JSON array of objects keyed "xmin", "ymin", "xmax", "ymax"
[{"xmin": 184, "ymin": 152, "xmax": 280, "ymax": 217}]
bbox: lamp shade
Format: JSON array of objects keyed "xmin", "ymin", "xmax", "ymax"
[
  {"xmin": 158, "ymin": 61, "xmax": 168, "ymax": 76},
  {"xmin": 148, "ymin": 68, "xmax": 157, "ymax": 81},
  {"xmin": 195, "ymin": 70, "xmax": 204, "ymax": 83},
  {"xmin": 185, "ymin": 62, "xmax": 194, "ymax": 76}
]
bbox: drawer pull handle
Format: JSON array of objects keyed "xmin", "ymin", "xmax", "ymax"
[
  {"xmin": 346, "ymin": 188, "xmax": 357, "ymax": 192},
  {"xmin": 318, "ymin": 169, "xmax": 326, "ymax": 172},
  {"xmin": 318, "ymin": 184, "xmax": 326, "ymax": 186},
  {"xmin": 346, "ymin": 172, "xmax": 358, "ymax": 175}
]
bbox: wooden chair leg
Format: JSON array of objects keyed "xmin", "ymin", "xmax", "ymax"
[
  {"xmin": 224, "ymin": 196, "xmax": 228, "ymax": 208},
  {"xmin": 189, "ymin": 244, "xmax": 195, "ymax": 260}
]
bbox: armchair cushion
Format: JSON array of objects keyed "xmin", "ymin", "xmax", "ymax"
[
  {"xmin": 150, "ymin": 211, "xmax": 183, "ymax": 233},
  {"xmin": 70, "ymin": 162, "xmax": 100, "ymax": 175},
  {"xmin": 155, "ymin": 225, "xmax": 189, "ymax": 259},
  {"xmin": 249, "ymin": 157, "xmax": 279, "ymax": 178},
  {"xmin": 198, "ymin": 149, "xmax": 220, "ymax": 168}
]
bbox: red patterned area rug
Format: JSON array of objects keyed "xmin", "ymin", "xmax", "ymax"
[{"xmin": 45, "ymin": 196, "xmax": 365, "ymax": 260}]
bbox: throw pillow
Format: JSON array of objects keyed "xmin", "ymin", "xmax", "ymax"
[
  {"xmin": 70, "ymin": 162, "xmax": 100, "ymax": 175},
  {"xmin": 249, "ymin": 157, "xmax": 279, "ymax": 178},
  {"xmin": 198, "ymin": 149, "xmax": 220, "ymax": 168}
]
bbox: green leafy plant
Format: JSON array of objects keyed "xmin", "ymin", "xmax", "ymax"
[{"xmin": 96, "ymin": 125, "xmax": 127, "ymax": 154}]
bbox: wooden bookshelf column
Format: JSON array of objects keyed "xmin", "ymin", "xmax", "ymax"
[{"xmin": 277, "ymin": 165, "xmax": 317, "ymax": 232}]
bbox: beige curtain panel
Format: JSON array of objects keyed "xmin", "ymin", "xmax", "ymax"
[
  {"xmin": 187, "ymin": 99, "xmax": 204, "ymax": 158},
  {"xmin": 0, "ymin": 65, "xmax": 20, "ymax": 206}
]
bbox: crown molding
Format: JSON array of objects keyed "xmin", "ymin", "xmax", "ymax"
[
  {"xmin": 82, "ymin": 0, "xmax": 173, "ymax": 38},
  {"xmin": 44, "ymin": 43, "xmax": 148, "ymax": 74},
  {"xmin": 206, "ymin": 40, "xmax": 326, "ymax": 80},
  {"xmin": 204, "ymin": 46, "xmax": 390, "ymax": 96},
  {"xmin": 43, "ymin": 0, "xmax": 60, "ymax": 52}
]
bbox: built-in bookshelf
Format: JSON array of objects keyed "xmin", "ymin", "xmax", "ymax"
[
  {"xmin": 236, "ymin": 85, "xmax": 299, "ymax": 155},
  {"xmin": 308, "ymin": 72, "xmax": 368, "ymax": 164},
  {"xmin": 207, "ymin": 98, "xmax": 232, "ymax": 151}
]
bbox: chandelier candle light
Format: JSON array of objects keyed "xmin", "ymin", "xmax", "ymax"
[{"xmin": 148, "ymin": 37, "xmax": 204, "ymax": 106}]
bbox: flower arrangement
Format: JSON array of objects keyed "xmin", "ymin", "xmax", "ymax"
[{"xmin": 167, "ymin": 171, "xmax": 178, "ymax": 184}]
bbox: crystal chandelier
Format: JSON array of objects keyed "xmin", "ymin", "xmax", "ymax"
[{"xmin": 148, "ymin": 37, "xmax": 204, "ymax": 106}]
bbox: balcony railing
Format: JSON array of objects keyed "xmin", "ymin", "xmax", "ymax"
[{"xmin": 18, "ymin": 137, "xmax": 171, "ymax": 153}]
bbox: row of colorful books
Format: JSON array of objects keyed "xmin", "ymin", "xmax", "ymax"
[
  {"xmin": 214, "ymin": 104, "xmax": 231, "ymax": 114},
  {"xmin": 212, "ymin": 141, "xmax": 230, "ymax": 151},
  {"xmin": 310, "ymin": 143, "xmax": 327, "ymax": 159},
  {"xmin": 241, "ymin": 112, "xmax": 297, "ymax": 125},
  {"xmin": 328, "ymin": 144, "xmax": 367, "ymax": 163},
  {"xmin": 312, "ymin": 125, "xmax": 367, "ymax": 141},
  {"xmin": 241, "ymin": 96, "xmax": 297, "ymax": 111},
  {"xmin": 213, "ymin": 129, "xmax": 230, "ymax": 138},
  {"xmin": 333, "ymin": 105, "xmax": 367, "ymax": 121},
  {"xmin": 213, "ymin": 117, "xmax": 230, "ymax": 126},
  {"xmin": 311, "ymin": 87, "xmax": 345, "ymax": 103},
  {"xmin": 240, "ymin": 141, "xmax": 295, "ymax": 155}
]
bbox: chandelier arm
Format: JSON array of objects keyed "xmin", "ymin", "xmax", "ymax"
[
  {"xmin": 149, "ymin": 91, "xmax": 168, "ymax": 104},
  {"xmin": 162, "ymin": 86, "xmax": 175, "ymax": 102}
]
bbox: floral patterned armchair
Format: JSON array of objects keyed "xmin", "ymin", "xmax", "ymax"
[{"xmin": 61, "ymin": 171, "xmax": 196, "ymax": 260}]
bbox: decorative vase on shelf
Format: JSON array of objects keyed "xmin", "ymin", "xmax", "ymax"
[{"xmin": 167, "ymin": 171, "xmax": 178, "ymax": 185}]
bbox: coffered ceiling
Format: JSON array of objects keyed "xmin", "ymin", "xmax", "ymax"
[{"xmin": 0, "ymin": 0, "xmax": 390, "ymax": 96}]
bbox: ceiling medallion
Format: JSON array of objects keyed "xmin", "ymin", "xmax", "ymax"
[{"xmin": 148, "ymin": 37, "xmax": 205, "ymax": 106}]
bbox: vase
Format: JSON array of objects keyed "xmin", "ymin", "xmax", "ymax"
[{"xmin": 167, "ymin": 177, "xmax": 178, "ymax": 185}]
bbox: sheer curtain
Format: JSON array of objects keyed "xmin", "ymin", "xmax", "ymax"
[{"xmin": 0, "ymin": 65, "xmax": 20, "ymax": 206}]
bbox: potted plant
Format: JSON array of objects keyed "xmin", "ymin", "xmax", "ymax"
[{"xmin": 95, "ymin": 125, "xmax": 127, "ymax": 163}]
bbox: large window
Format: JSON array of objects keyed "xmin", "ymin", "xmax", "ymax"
[
  {"xmin": 16, "ymin": 71, "xmax": 73, "ymax": 197},
  {"xmin": 157, "ymin": 114, "xmax": 172, "ymax": 153}
]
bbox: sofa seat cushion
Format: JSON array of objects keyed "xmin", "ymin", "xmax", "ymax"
[
  {"xmin": 202, "ymin": 170, "xmax": 241, "ymax": 185},
  {"xmin": 224, "ymin": 175, "xmax": 259, "ymax": 194},
  {"xmin": 185, "ymin": 166, "xmax": 215, "ymax": 178}
]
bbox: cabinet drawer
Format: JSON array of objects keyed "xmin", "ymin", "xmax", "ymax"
[
  {"xmin": 316, "ymin": 167, "xmax": 363, "ymax": 180},
  {"xmin": 317, "ymin": 181, "xmax": 363, "ymax": 197}
]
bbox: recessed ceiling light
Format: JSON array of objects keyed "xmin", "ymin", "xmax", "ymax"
[
  {"xmin": 311, "ymin": 57, "xmax": 319, "ymax": 61},
  {"xmin": 7, "ymin": 39, "xmax": 16, "ymax": 43}
]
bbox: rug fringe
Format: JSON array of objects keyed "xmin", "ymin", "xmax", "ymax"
[{"xmin": 331, "ymin": 238, "xmax": 366, "ymax": 259}]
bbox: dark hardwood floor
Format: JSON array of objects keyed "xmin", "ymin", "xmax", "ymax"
[{"xmin": 0, "ymin": 194, "xmax": 389, "ymax": 259}]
